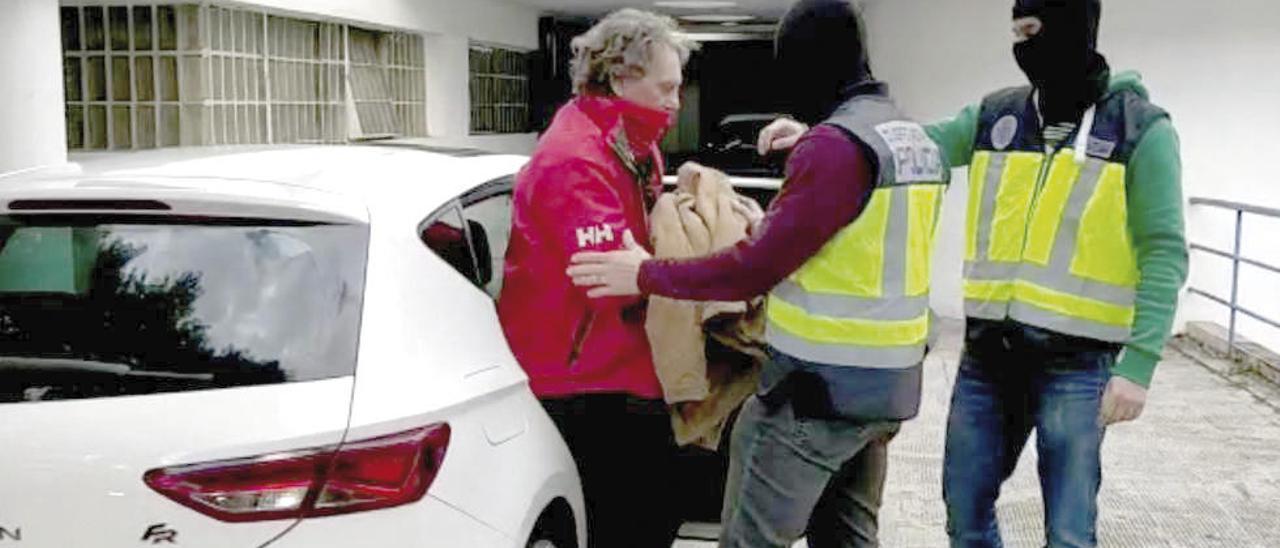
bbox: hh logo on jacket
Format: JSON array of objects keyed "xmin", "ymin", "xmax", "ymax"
[{"xmin": 576, "ymin": 224, "xmax": 615, "ymax": 248}]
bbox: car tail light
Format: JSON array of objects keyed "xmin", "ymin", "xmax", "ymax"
[{"xmin": 144, "ymin": 424, "xmax": 450, "ymax": 522}]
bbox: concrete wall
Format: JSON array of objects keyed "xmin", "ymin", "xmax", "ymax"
[
  {"xmin": 863, "ymin": 0, "xmax": 1280, "ymax": 350},
  {"xmin": 0, "ymin": 0, "xmax": 68, "ymax": 174}
]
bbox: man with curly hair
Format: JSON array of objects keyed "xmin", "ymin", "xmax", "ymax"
[
  {"xmin": 496, "ymin": 9, "xmax": 695, "ymax": 548},
  {"xmin": 567, "ymin": 1, "xmax": 951, "ymax": 545}
]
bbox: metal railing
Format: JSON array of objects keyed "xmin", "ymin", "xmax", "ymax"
[{"xmin": 1187, "ymin": 197, "xmax": 1280, "ymax": 355}]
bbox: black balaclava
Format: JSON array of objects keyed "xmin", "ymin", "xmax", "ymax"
[
  {"xmin": 1012, "ymin": 0, "xmax": 1110, "ymax": 125},
  {"xmin": 775, "ymin": 0, "xmax": 874, "ymax": 125}
]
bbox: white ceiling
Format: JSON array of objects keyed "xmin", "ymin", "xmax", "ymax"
[{"xmin": 505, "ymin": 0, "xmax": 793, "ymax": 21}]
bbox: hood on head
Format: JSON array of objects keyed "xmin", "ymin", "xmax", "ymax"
[
  {"xmin": 1012, "ymin": 0, "xmax": 1110, "ymax": 124},
  {"xmin": 1108, "ymin": 69, "xmax": 1149, "ymax": 99},
  {"xmin": 775, "ymin": 0, "xmax": 873, "ymax": 124}
]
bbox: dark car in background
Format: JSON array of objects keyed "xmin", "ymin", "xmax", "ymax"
[{"xmin": 667, "ymin": 113, "xmax": 787, "ymax": 179}]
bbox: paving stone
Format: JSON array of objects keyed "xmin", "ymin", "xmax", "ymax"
[{"xmin": 674, "ymin": 321, "xmax": 1280, "ymax": 547}]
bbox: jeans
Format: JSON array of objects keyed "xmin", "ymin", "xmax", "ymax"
[
  {"xmin": 943, "ymin": 319, "xmax": 1116, "ymax": 548},
  {"xmin": 719, "ymin": 394, "xmax": 901, "ymax": 548},
  {"xmin": 541, "ymin": 394, "xmax": 681, "ymax": 548}
]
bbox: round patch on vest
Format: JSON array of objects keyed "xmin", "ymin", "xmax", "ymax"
[{"xmin": 991, "ymin": 115, "xmax": 1018, "ymax": 151}]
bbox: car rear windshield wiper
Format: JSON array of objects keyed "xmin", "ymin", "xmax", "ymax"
[{"xmin": 0, "ymin": 356, "xmax": 214, "ymax": 381}]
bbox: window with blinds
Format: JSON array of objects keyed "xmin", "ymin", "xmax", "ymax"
[
  {"xmin": 60, "ymin": 3, "xmax": 427, "ymax": 150},
  {"xmin": 469, "ymin": 44, "xmax": 531, "ymax": 135}
]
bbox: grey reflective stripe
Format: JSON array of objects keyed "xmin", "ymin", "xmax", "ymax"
[
  {"xmin": 964, "ymin": 151, "xmax": 1024, "ymax": 325},
  {"xmin": 964, "ymin": 261, "xmax": 1135, "ymax": 307},
  {"xmin": 1008, "ymin": 301, "xmax": 1131, "ymax": 342},
  {"xmin": 973, "ymin": 153, "xmax": 1009, "ymax": 263},
  {"xmin": 766, "ymin": 321, "xmax": 925, "ymax": 369},
  {"xmin": 882, "ymin": 186, "xmax": 910, "ymax": 296},
  {"xmin": 1018, "ymin": 265, "xmax": 1136, "ymax": 306},
  {"xmin": 965, "ymin": 299, "xmax": 1009, "ymax": 320},
  {"xmin": 771, "ymin": 279, "xmax": 928, "ymax": 322},
  {"xmin": 964, "ymin": 260, "xmax": 1019, "ymax": 281},
  {"xmin": 1045, "ymin": 158, "xmax": 1105, "ymax": 269}
]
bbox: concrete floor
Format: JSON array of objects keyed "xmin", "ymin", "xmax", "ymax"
[{"xmin": 675, "ymin": 321, "xmax": 1280, "ymax": 547}]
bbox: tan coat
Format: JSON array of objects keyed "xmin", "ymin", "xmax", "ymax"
[{"xmin": 647, "ymin": 162, "xmax": 766, "ymax": 449}]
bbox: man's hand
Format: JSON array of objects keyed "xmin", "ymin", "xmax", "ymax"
[
  {"xmin": 757, "ymin": 118, "xmax": 810, "ymax": 156},
  {"xmin": 567, "ymin": 230, "xmax": 650, "ymax": 297},
  {"xmin": 1100, "ymin": 376, "xmax": 1147, "ymax": 425}
]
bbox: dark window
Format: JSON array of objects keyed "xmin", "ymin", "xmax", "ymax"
[
  {"xmin": 420, "ymin": 203, "xmax": 482, "ymax": 287},
  {"xmin": 469, "ymin": 44, "xmax": 531, "ymax": 135},
  {"xmin": 0, "ymin": 216, "xmax": 368, "ymax": 403},
  {"xmin": 421, "ymin": 180, "xmax": 515, "ymax": 300},
  {"xmin": 460, "ymin": 195, "xmax": 512, "ymax": 299}
]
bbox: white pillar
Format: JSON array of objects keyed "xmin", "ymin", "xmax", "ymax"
[
  {"xmin": 423, "ymin": 33, "xmax": 471, "ymax": 141},
  {"xmin": 0, "ymin": 0, "xmax": 67, "ymax": 175}
]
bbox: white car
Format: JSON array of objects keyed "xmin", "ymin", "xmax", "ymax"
[{"xmin": 0, "ymin": 144, "xmax": 584, "ymax": 548}]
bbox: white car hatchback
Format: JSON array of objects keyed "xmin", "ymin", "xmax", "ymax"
[{"xmin": 0, "ymin": 144, "xmax": 584, "ymax": 548}]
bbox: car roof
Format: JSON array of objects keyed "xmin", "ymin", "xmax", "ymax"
[
  {"xmin": 719, "ymin": 113, "xmax": 782, "ymax": 125},
  {"xmin": 0, "ymin": 144, "xmax": 528, "ymax": 223},
  {"xmin": 661, "ymin": 174, "xmax": 780, "ymax": 190}
]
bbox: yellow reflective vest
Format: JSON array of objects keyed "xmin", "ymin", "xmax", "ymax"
[
  {"xmin": 766, "ymin": 94, "xmax": 949, "ymax": 375},
  {"xmin": 963, "ymin": 87, "xmax": 1169, "ymax": 342}
]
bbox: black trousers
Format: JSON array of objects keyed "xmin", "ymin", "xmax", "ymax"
[{"xmin": 541, "ymin": 394, "xmax": 682, "ymax": 548}]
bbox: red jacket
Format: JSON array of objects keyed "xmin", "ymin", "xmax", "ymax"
[{"xmin": 498, "ymin": 95, "xmax": 670, "ymax": 400}]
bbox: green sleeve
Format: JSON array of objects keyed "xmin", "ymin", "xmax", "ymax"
[
  {"xmin": 925, "ymin": 103, "xmax": 980, "ymax": 168},
  {"xmin": 1114, "ymin": 118, "xmax": 1188, "ymax": 387}
]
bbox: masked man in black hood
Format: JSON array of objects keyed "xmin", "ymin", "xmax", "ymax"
[
  {"xmin": 764, "ymin": 1, "xmax": 1186, "ymax": 546},
  {"xmin": 567, "ymin": 1, "xmax": 949, "ymax": 545}
]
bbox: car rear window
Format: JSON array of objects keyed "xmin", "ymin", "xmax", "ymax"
[{"xmin": 0, "ymin": 215, "xmax": 368, "ymax": 403}]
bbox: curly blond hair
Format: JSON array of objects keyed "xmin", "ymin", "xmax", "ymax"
[{"xmin": 569, "ymin": 9, "xmax": 695, "ymax": 96}]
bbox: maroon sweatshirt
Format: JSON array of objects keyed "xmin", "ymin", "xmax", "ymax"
[{"xmin": 638, "ymin": 124, "xmax": 875, "ymax": 300}]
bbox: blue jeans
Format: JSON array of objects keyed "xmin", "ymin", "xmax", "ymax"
[
  {"xmin": 943, "ymin": 319, "xmax": 1116, "ymax": 548},
  {"xmin": 719, "ymin": 395, "xmax": 900, "ymax": 548}
]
